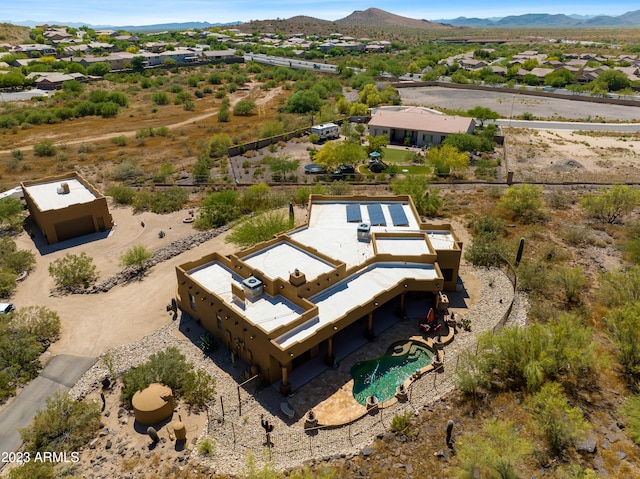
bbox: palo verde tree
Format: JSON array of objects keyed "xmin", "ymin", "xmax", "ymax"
[
  {"xmin": 467, "ymin": 106, "xmax": 499, "ymax": 127},
  {"xmin": 390, "ymin": 175, "xmax": 442, "ymax": 217},
  {"xmin": 580, "ymin": 184, "xmax": 640, "ymax": 224},
  {"xmin": 498, "ymin": 184, "xmax": 545, "ymax": 223},
  {"xmin": 426, "ymin": 144, "xmax": 470, "ymax": 177},
  {"xmin": 267, "ymin": 154, "xmax": 300, "ymax": 185},
  {"xmin": 314, "ymin": 140, "xmax": 366, "ymax": 171}
]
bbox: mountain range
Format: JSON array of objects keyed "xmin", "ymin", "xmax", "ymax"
[
  {"xmin": 4, "ymin": 8, "xmax": 640, "ymax": 32},
  {"xmin": 436, "ymin": 10, "xmax": 640, "ymax": 28}
]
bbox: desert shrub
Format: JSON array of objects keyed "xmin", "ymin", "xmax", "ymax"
[
  {"xmin": 453, "ymin": 418, "xmax": 533, "ymax": 479},
  {"xmin": 98, "ymin": 101, "xmax": 120, "ymax": 118},
  {"xmin": 390, "ymin": 410, "xmax": 414, "ymax": 435},
  {"xmin": 120, "ymin": 347, "xmax": 215, "ymax": 408},
  {"xmin": 498, "ymin": 184, "xmax": 545, "ymax": 223},
  {"xmin": 151, "ymin": 91, "xmax": 170, "ymax": 105},
  {"xmin": 0, "ymin": 236, "xmax": 36, "ymax": 278},
  {"xmin": 9, "ymin": 306, "xmax": 61, "ymax": 347},
  {"xmin": 226, "ymin": 211, "xmax": 290, "ymax": 247},
  {"xmin": 132, "ymin": 186, "xmax": 188, "ymax": 214},
  {"xmin": 233, "ymin": 99, "xmax": 257, "ymax": 116},
  {"xmin": 597, "ymin": 266, "xmax": 640, "ymax": 308},
  {"xmin": 209, "ymin": 133, "xmax": 232, "ymax": 158},
  {"xmin": 552, "ymin": 266, "xmax": 588, "ymax": 304},
  {"xmin": 111, "ymin": 135, "xmax": 127, "ymax": 146},
  {"xmin": 20, "ymin": 391, "xmax": 100, "ymax": 453},
  {"xmin": 456, "ymin": 315, "xmax": 598, "ymax": 394},
  {"xmin": 120, "ymin": 244, "xmax": 152, "ymax": 272},
  {"xmin": 622, "ymin": 393, "xmax": 640, "ymax": 445},
  {"xmin": 527, "ymin": 382, "xmax": 590, "ymax": 454},
  {"xmin": 606, "ymin": 301, "xmax": 640, "ymax": 378},
  {"xmin": 106, "ymin": 185, "xmax": 135, "ymax": 205},
  {"xmin": 111, "ymin": 158, "xmax": 143, "ymax": 180},
  {"xmin": 48, "ymin": 252, "xmax": 99, "ymax": 291},
  {"xmin": 580, "ymin": 184, "xmax": 640, "ymax": 224},
  {"xmin": 33, "ymin": 139, "xmax": 57, "ymax": 157},
  {"xmin": 197, "ymin": 436, "xmax": 216, "ymax": 456}
]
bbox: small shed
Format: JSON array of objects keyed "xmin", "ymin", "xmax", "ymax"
[{"xmin": 132, "ymin": 383, "xmax": 174, "ymax": 426}]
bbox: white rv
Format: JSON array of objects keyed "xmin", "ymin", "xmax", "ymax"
[{"xmin": 311, "ymin": 123, "xmax": 340, "ymax": 140}]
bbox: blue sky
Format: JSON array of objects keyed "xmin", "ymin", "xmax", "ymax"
[{"xmin": 1, "ymin": 1, "xmax": 638, "ymax": 26}]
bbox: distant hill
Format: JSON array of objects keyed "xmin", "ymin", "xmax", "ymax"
[
  {"xmin": 336, "ymin": 8, "xmax": 450, "ymax": 29},
  {"xmin": 437, "ymin": 9, "xmax": 640, "ymax": 27},
  {"xmin": 238, "ymin": 8, "xmax": 453, "ymax": 36}
]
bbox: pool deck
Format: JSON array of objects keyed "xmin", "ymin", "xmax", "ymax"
[{"xmin": 289, "ymin": 316, "xmax": 455, "ymax": 427}]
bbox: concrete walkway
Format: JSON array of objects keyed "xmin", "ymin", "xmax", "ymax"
[{"xmin": 0, "ymin": 355, "xmax": 96, "ymax": 462}]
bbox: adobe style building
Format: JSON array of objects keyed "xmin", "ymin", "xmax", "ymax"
[
  {"xmin": 21, "ymin": 172, "xmax": 114, "ymax": 244},
  {"xmin": 175, "ymin": 195, "xmax": 462, "ymax": 393},
  {"xmin": 368, "ymin": 106, "xmax": 475, "ymax": 147}
]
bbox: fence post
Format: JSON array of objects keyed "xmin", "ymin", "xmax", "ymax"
[
  {"xmin": 238, "ymin": 384, "xmax": 242, "ymax": 417},
  {"xmin": 231, "ymin": 421, "xmax": 236, "ymax": 449},
  {"xmin": 220, "ymin": 395, "xmax": 225, "ymax": 423}
]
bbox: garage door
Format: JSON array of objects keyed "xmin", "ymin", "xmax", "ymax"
[{"xmin": 54, "ymin": 215, "xmax": 95, "ymax": 242}]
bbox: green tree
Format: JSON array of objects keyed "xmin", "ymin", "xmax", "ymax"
[
  {"xmin": 545, "ymin": 69, "xmax": 576, "ymax": 88},
  {"xmin": 48, "ymin": 252, "xmax": 99, "ymax": 291},
  {"xmin": 286, "ymin": 90, "xmax": 322, "ymax": 113},
  {"xmin": 498, "ymin": 184, "xmax": 544, "ymax": 223},
  {"xmin": 209, "ymin": 133, "xmax": 232, "ymax": 158},
  {"xmin": 580, "ymin": 184, "xmax": 640, "ymax": 224},
  {"xmin": 130, "ymin": 55, "xmax": 146, "ymax": 70},
  {"xmin": 527, "ymin": 382, "xmax": 589, "ymax": 455},
  {"xmin": 267, "ymin": 154, "xmax": 300, "ymax": 184},
  {"xmin": 365, "ymin": 135, "xmax": 388, "ymax": 154},
  {"xmin": 553, "ymin": 266, "xmax": 587, "ymax": 304},
  {"xmin": 454, "ymin": 418, "xmax": 533, "ymax": 479},
  {"xmin": 226, "ymin": 211, "xmax": 290, "ymax": 247},
  {"xmin": 86, "ymin": 61, "xmax": 111, "ymax": 76},
  {"xmin": 120, "ymin": 245, "xmax": 152, "ymax": 272},
  {"xmin": 106, "ymin": 185, "xmax": 136, "ymax": 205},
  {"xmin": 151, "ymin": 91, "xmax": 170, "ymax": 105},
  {"xmin": 195, "ymin": 189, "xmax": 240, "ymax": 229},
  {"xmin": 427, "ymin": 144, "xmax": 470, "ymax": 176},
  {"xmin": 0, "ymin": 197, "xmax": 24, "ymax": 228},
  {"xmin": 232, "ymin": 99, "xmax": 256, "ymax": 116},
  {"xmin": 20, "ymin": 391, "xmax": 101, "ymax": 453},
  {"xmin": 594, "ymin": 69, "xmax": 631, "ymax": 91},
  {"xmin": 314, "ymin": 140, "xmax": 365, "ymax": 170},
  {"xmin": 597, "ymin": 266, "xmax": 640, "ymax": 308},
  {"xmin": 349, "ymin": 102, "xmax": 368, "ymax": 116},
  {"xmin": 390, "ymin": 175, "xmax": 442, "ymax": 216},
  {"xmin": 467, "ymin": 106, "xmax": 499, "ymax": 127}
]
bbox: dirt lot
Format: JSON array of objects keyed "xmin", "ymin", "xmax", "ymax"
[{"xmin": 399, "ymin": 86, "xmax": 640, "ymax": 122}]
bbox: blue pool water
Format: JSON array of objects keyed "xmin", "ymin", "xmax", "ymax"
[{"xmin": 351, "ymin": 341, "xmax": 434, "ymax": 405}]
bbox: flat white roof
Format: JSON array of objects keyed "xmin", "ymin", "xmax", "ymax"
[
  {"xmin": 242, "ymin": 242, "xmax": 334, "ymax": 281},
  {"xmin": 25, "ymin": 178, "xmax": 98, "ymax": 211},
  {"xmin": 427, "ymin": 231, "xmax": 457, "ymax": 250},
  {"xmin": 289, "ymin": 201, "xmax": 423, "ymax": 268},
  {"xmin": 275, "ymin": 262, "xmax": 439, "ymax": 348},
  {"xmin": 376, "ymin": 237, "xmax": 432, "ymax": 256},
  {"xmin": 188, "ymin": 262, "xmax": 305, "ymax": 334}
]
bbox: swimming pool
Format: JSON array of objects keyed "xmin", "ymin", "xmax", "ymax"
[{"xmin": 351, "ymin": 341, "xmax": 435, "ymax": 406}]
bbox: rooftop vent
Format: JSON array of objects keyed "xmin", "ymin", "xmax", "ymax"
[
  {"xmin": 289, "ymin": 268, "xmax": 306, "ymax": 287},
  {"xmin": 57, "ymin": 182, "xmax": 70, "ymax": 195},
  {"xmin": 242, "ymin": 276, "xmax": 263, "ymax": 301}
]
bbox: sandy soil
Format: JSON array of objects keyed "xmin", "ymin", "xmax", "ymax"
[
  {"xmin": 12, "ymin": 205, "xmax": 239, "ymax": 358},
  {"xmin": 506, "ymin": 128, "xmax": 640, "ymax": 183}
]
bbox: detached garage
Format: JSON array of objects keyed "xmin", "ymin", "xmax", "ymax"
[{"xmin": 21, "ymin": 172, "xmax": 113, "ymax": 244}]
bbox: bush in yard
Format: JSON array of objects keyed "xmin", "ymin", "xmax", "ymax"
[
  {"xmin": 20, "ymin": 391, "xmax": 100, "ymax": 453},
  {"xmin": 232, "ymin": 99, "xmax": 257, "ymax": 116},
  {"xmin": 120, "ymin": 245, "xmax": 152, "ymax": 272},
  {"xmin": 120, "ymin": 347, "xmax": 215, "ymax": 408},
  {"xmin": 106, "ymin": 184, "xmax": 135, "ymax": 205},
  {"xmin": 622, "ymin": 393, "xmax": 640, "ymax": 445},
  {"xmin": 9, "ymin": 306, "xmax": 61, "ymax": 347},
  {"xmin": 48, "ymin": 252, "xmax": 98, "ymax": 291}
]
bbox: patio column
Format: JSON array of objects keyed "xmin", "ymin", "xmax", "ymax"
[
  {"xmin": 398, "ymin": 292, "xmax": 406, "ymax": 317},
  {"xmin": 365, "ymin": 312, "xmax": 374, "ymax": 340},
  {"xmin": 325, "ymin": 337, "xmax": 335, "ymax": 366},
  {"xmin": 279, "ymin": 365, "xmax": 291, "ymax": 395}
]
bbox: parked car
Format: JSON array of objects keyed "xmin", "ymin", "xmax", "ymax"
[
  {"xmin": 304, "ymin": 163, "xmax": 327, "ymax": 174},
  {"xmin": 331, "ymin": 165, "xmax": 356, "ymax": 180},
  {"xmin": 0, "ymin": 303, "xmax": 15, "ymax": 314}
]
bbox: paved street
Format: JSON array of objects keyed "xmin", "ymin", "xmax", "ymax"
[{"xmin": 0, "ymin": 355, "xmax": 96, "ymax": 462}]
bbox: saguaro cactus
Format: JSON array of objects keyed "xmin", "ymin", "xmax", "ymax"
[
  {"xmin": 261, "ymin": 414, "xmax": 274, "ymax": 447},
  {"xmin": 515, "ymin": 237, "xmax": 525, "ymax": 267},
  {"xmin": 446, "ymin": 419, "xmax": 455, "ymax": 452}
]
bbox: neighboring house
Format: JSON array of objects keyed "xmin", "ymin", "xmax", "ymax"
[
  {"xmin": 44, "ymin": 29, "xmax": 72, "ymax": 42},
  {"xmin": 13, "ymin": 44, "xmax": 56, "ymax": 57},
  {"xmin": 175, "ymin": 194, "xmax": 462, "ymax": 390},
  {"xmin": 21, "ymin": 172, "xmax": 113, "ymax": 245},
  {"xmin": 368, "ymin": 106, "xmax": 475, "ymax": 147},
  {"xmin": 459, "ymin": 59, "xmax": 487, "ymax": 69},
  {"xmin": 201, "ymin": 49, "xmax": 237, "ymax": 63},
  {"xmin": 26, "ymin": 72, "xmax": 86, "ymax": 90},
  {"xmin": 78, "ymin": 52, "xmax": 135, "ymax": 70}
]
